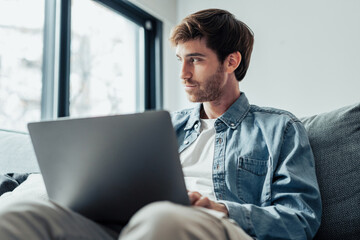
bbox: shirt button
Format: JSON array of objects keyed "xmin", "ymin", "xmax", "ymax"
[
  {"xmin": 194, "ymin": 124, "xmax": 198, "ymax": 129},
  {"xmin": 230, "ymin": 123, "xmax": 235, "ymax": 127},
  {"xmin": 217, "ymin": 138, "xmax": 222, "ymax": 144},
  {"xmin": 184, "ymin": 140, "xmax": 189, "ymax": 145}
]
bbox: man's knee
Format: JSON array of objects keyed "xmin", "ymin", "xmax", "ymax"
[
  {"xmin": 0, "ymin": 199, "xmax": 116, "ymax": 240},
  {"xmin": 131, "ymin": 201, "xmax": 187, "ymax": 228},
  {"xmin": 0, "ymin": 199, "xmax": 55, "ymax": 238},
  {"xmin": 0, "ymin": 199, "xmax": 49, "ymax": 221},
  {"xmin": 120, "ymin": 201, "xmax": 193, "ymax": 239}
]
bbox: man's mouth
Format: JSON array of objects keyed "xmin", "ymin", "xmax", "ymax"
[
  {"xmin": 184, "ymin": 83, "xmax": 197, "ymax": 92},
  {"xmin": 183, "ymin": 80, "xmax": 197, "ymax": 88}
]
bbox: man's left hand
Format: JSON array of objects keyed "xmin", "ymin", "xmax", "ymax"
[{"xmin": 188, "ymin": 191, "xmax": 229, "ymax": 216}]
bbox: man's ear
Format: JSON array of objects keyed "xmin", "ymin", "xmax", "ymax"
[{"xmin": 224, "ymin": 51, "xmax": 241, "ymax": 74}]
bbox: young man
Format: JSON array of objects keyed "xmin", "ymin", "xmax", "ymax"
[
  {"xmin": 0, "ymin": 9, "xmax": 321, "ymax": 240},
  {"xmin": 169, "ymin": 9, "xmax": 321, "ymax": 239}
]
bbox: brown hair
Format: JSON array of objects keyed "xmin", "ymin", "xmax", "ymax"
[{"xmin": 170, "ymin": 9, "xmax": 254, "ymax": 81}]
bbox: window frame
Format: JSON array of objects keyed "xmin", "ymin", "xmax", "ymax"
[{"xmin": 56, "ymin": 0, "xmax": 162, "ymax": 118}]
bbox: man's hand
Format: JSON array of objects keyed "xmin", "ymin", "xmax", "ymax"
[{"xmin": 188, "ymin": 191, "xmax": 229, "ymax": 216}]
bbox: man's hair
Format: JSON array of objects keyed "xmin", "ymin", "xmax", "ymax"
[{"xmin": 170, "ymin": 9, "xmax": 254, "ymax": 81}]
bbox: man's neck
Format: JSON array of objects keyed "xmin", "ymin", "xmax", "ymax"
[{"xmin": 201, "ymin": 91, "xmax": 241, "ymax": 119}]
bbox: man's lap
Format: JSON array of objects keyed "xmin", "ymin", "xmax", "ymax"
[
  {"xmin": 0, "ymin": 175, "xmax": 251, "ymax": 240},
  {"xmin": 120, "ymin": 201, "xmax": 252, "ymax": 240}
]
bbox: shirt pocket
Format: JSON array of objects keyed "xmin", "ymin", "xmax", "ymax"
[{"xmin": 237, "ymin": 156, "xmax": 271, "ymax": 205}]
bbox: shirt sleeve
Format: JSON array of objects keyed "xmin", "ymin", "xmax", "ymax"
[{"xmin": 219, "ymin": 120, "xmax": 322, "ymax": 240}]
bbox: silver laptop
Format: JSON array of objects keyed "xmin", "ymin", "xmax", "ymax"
[{"xmin": 28, "ymin": 110, "xmax": 189, "ymax": 224}]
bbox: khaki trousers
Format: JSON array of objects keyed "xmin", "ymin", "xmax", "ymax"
[{"xmin": 0, "ymin": 174, "xmax": 252, "ymax": 240}]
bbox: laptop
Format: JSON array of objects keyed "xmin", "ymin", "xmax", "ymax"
[{"xmin": 27, "ymin": 110, "xmax": 190, "ymax": 224}]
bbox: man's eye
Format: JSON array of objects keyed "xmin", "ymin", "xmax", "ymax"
[{"xmin": 190, "ymin": 58, "xmax": 199, "ymax": 63}]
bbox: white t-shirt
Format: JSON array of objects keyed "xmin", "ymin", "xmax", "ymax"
[{"xmin": 179, "ymin": 118, "xmax": 217, "ymax": 201}]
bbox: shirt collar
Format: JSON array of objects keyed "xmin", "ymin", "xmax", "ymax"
[
  {"xmin": 184, "ymin": 104, "xmax": 202, "ymax": 131},
  {"xmin": 218, "ymin": 92, "xmax": 250, "ymax": 129},
  {"xmin": 184, "ymin": 92, "xmax": 251, "ymax": 130}
]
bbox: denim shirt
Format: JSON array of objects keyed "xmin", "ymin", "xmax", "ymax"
[{"xmin": 171, "ymin": 93, "xmax": 322, "ymax": 240}]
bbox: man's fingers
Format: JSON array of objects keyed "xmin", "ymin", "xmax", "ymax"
[
  {"xmin": 194, "ymin": 196, "xmax": 211, "ymax": 208},
  {"xmin": 188, "ymin": 191, "xmax": 202, "ymax": 204}
]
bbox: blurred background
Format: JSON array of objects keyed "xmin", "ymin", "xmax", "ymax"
[{"xmin": 1, "ymin": 0, "xmax": 359, "ymax": 131}]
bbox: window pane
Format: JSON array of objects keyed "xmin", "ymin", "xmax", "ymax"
[
  {"xmin": 0, "ymin": 0, "xmax": 44, "ymax": 131},
  {"xmin": 70, "ymin": 0, "xmax": 144, "ymax": 117}
]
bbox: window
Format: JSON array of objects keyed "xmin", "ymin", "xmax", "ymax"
[
  {"xmin": 58, "ymin": 0, "xmax": 163, "ymax": 118},
  {"xmin": 70, "ymin": 0, "xmax": 144, "ymax": 117},
  {"xmin": 0, "ymin": 0, "xmax": 162, "ymax": 131},
  {"xmin": 0, "ymin": 0, "xmax": 45, "ymax": 131}
]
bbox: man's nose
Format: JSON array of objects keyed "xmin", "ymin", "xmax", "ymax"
[{"xmin": 180, "ymin": 62, "xmax": 192, "ymax": 80}]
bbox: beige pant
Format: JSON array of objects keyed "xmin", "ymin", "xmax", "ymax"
[
  {"xmin": 0, "ymin": 175, "xmax": 252, "ymax": 240},
  {"xmin": 120, "ymin": 201, "xmax": 253, "ymax": 240}
]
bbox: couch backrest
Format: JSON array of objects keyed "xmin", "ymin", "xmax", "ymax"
[
  {"xmin": 301, "ymin": 103, "xmax": 360, "ymax": 239},
  {"xmin": 0, "ymin": 129, "xmax": 39, "ymax": 174}
]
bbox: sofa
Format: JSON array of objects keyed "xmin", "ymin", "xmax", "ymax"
[{"xmin": 1, "ymin": 103, "xmax": 359, "ymax": 239}]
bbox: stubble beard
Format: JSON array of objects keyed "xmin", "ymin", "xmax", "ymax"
[{"xmin": 186, "ymin": 65, "xmax": 225, "ymax": 103}]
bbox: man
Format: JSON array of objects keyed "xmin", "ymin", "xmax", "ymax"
[
  {"xmin": 169, "ymin": 9, "xmax": 321, "ymax": 239},
  {"xmin": 0, "ymin": 8, "xmax": 321, "ymax": 239}
]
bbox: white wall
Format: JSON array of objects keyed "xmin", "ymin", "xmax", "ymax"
[{"xmin": 133, "ymin": 0, "xmax": 360, "ymax": 117}]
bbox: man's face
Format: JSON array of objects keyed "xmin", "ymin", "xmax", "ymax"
[{"xmin": 176, "ymin": 38, "xmax": 227, "ymax": 103}]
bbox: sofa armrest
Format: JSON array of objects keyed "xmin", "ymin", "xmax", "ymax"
[{"xmin": 0, "ymin": 129, "xmax": 39, "ymax": 174}]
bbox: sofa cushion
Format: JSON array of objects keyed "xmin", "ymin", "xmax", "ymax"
[
  {"xmin": 0, "ymin": 129, "xmax": 39, "ymax": 174},
  {"xmin": 301, "ymin": 103, "xmax": 360, "ymax": 239}
]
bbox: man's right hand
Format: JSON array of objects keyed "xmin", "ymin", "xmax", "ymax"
[{"xmin": 188, "ymin": 191, "xmax": 229, "ymax": 216}]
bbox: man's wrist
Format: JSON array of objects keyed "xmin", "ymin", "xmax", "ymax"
[{"xmin": 216, "ymin": 203, "xmax": 229, "ymax": 216}]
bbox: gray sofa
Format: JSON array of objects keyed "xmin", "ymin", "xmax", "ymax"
[{"xmin": 1, "ymin": 103, "xmax": 359, "ymax": 239}]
